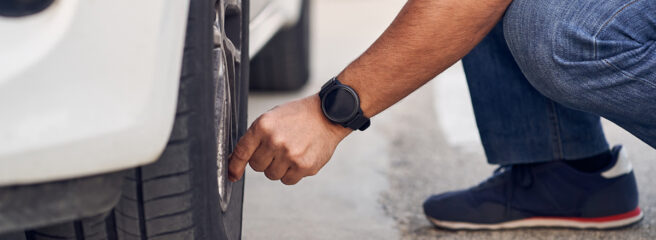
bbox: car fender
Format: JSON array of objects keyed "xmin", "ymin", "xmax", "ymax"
[{"xmin": 0, "ymin": 0, "xmax": 189, "ymax": 186}]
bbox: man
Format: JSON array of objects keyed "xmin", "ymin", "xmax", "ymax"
[{"xmin": 229, "ymin": 0, "xmax": 655, "ymax": 229}]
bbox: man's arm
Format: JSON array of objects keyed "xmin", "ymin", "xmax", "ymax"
[{"xmin": 228, "ymin": 0, "xmax": 513, "ymax": 184}]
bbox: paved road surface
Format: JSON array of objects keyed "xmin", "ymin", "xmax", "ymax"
[{"xmin": 243, "ymin": 0, "xmax": 656, "ymax": 239}]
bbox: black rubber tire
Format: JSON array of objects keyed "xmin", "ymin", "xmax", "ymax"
[
  {"xmin": 20, "ymin": 214, "xmax": 113, "ymax": 240},
  {"xmin": 249, "ymin": 0, "xmax": 310, "ymax": 91},
  {"xmin": 111, "ymin": 0, "xmax": 249, "ymax": 239},
  {"xmin": 13, "ymin": 0, "xmax": 250, "ymax": 239}
]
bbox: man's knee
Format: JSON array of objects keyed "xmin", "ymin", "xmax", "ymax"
[
  {"xmin": 501, "ymin": 0, "xmax": 585, "ymax": 104},
  {"xmin": 501, "ymin": 0, "xmax": 656, "ymax": 108}
]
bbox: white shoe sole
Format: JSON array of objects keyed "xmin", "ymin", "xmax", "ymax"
[{"xmin": 428, "ymin": 207, "xmax": 643, "ymax": 230}]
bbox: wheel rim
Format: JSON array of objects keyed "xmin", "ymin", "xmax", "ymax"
[{"xmin": 213, "ymin": 0, "xmax": 242, "ymax": 212}]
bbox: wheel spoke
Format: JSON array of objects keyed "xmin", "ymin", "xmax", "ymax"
[
  {"xmin": 214, "ymin": 0, "xmax": 241, "ymax": 62},
  {"xmin": 222, "ymin": 0, "xmax": 241, "ymax": 11},
  {"xmin": 213, "ymin": 24, "xmax": 222, "ymax": 47},
  {"xmin": 223, "ymin": 38, "xmax": 241, "ymax": 63}
]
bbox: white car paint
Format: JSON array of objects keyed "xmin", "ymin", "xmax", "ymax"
[
  {"xmin": 0, "ymin": 0, "xmax": 305, "ymax": 187},
  {"xmin": 0, "ymin": 0, "xmax": 189, "ymax": 186},
  {"xmin": 249, "ymin": 0, "xmax": 302, "ymax": 58}
]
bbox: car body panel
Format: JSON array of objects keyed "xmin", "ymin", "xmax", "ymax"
[
  {"xmin": 0, "ymin": 0, "xmax": 302, "ymax": 187},
  {"xmin": 0, "ymin": 0, "xmax": 189, "ymax": 186},
  {"xmin": 250, "ymin": 0, "xmax": 272, "ymax": 21},
  {"xmin": 249, "ymin": 0, "xmax": 302, "ymax": 58}
]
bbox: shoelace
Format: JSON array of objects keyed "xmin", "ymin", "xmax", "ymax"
[
  {"xmin": 476, "ymin": 164, "xmax": 534, "ymax": 217},
  {"xmin": 504, "ymin": 164, "xmax": 534, "ymax": 217}
]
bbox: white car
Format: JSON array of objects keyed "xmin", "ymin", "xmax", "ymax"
[{"xmin": 0, "ymin": 0, "xmax": 310, "ymax": 239}]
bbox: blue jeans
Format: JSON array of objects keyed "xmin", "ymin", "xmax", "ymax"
[{"xmin": 463, "ymin": 0, "xmax": 655, "ymax": 165}]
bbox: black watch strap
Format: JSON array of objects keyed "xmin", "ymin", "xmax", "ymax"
[
  {"xmin": 346, "ymin": 110, "xmax": 370, "ymax": 131},
  {"xmin": 319, "ymin": 78, "xmax": 337, "ymax": 97}
]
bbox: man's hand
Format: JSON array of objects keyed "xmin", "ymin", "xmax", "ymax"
[{"xmin": 228, "ymin": 95, "xmax": 352, "ymax": 185}]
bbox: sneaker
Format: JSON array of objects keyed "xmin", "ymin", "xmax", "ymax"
[{"xmin": 423, "ymin": 145, "xmax": 642, "ymax": 230}]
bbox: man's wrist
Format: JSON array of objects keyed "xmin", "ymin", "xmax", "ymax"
[{"xmin": 309, "ymin": 94, "xmax": 353, "ymax": 139}]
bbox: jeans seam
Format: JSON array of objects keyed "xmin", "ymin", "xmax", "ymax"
[
  {"xmin": 547, "ymin": 101, "xmax": 564, "ymax": 160},
  {"xmin": 592, "ymin": 0, "xmax": 643, "ymax": 59},
  {"xmin": 602, "ymin": 59, "xmax": 656, "ymax": 89}
]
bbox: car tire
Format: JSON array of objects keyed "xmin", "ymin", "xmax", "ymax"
[
  {"xmin": 18, "ymin": 0, "xmax": 249, "ymax": 239},
  {"xmin": 249, "ymin": 0, "xmax": 310, "ymax": 91}
]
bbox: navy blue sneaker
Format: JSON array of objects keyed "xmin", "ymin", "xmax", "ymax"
[{"xmin": 423, "ymin": 145, "xmax": 642, "ymax": 230}]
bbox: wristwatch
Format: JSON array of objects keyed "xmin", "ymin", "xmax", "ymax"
[{"xmin": 318, "ymin": 77, "xmax": 370, "ymax": 131}]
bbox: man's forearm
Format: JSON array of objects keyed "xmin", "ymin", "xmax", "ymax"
[
  {"xmin": 228, "ymin": 0, "xmax": 514, "ymax": 184},
  {"xmin": 338, "ymin": 0, "xmax": 512, "ymax": 117}
]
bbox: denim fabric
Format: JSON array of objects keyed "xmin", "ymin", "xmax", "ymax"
[
  {"xmin": 463, "ymin": 24, "xmax": 609, "ymax": 164},
  {"xmin": 462, "ymin": 0, "xmax": 655, "ymax": 164}
]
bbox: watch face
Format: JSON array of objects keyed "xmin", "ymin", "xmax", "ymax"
[{"xmin": 322, "ymin": 87, "xmax": 358, "ymax": 123}]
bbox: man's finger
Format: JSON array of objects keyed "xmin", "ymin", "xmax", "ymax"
[
  {"xmin": 248, "ymin": 143, "xmax": 275, "ymax": 172},
  {"xmin": 228, "ymin": 128, "xmax": 260, "ymax": 182},
  {"xmin": 280, "ymin": 169, "xmax": 304, "ymax": 185},
  {"xmin": 264, "ymin": 156, "xmax": 290, "ymax": 180}
]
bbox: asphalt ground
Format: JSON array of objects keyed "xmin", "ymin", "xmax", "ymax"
[{"xmin": 243, "ymin": 0, "xmax": 656, "ymax": 239}]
